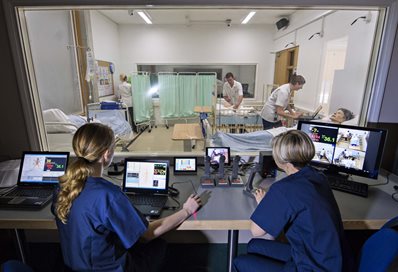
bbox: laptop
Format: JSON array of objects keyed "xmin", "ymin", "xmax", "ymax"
[
  {"xmin": 122, "ymin": 159, "xmax": 170, "ymax": 217},
  {"xmin": 298, "ymin": 105, "xmax": 322, "ymax": 121},
  {"xmin": 0, "ymin": 151, "xmax": 69, "ymax": 210}
]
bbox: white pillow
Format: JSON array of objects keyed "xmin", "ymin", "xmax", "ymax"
[
  {"xmin": 43, "ymin": 109, "xmax": 77, "ymax": 133},
  {"xmin": 342, "ymin": 115, "xmax": 359, "ymax": 125}
]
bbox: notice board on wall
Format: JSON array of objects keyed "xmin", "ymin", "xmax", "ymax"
[{"xmin": 96, "ymin": 60, "xmax": 114, "ymax": 97}]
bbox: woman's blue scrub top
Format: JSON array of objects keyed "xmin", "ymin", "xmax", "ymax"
[
  {"xmin": 251, "ymin": 166, "xmax": 348, "ymax": 271},
  {"xmin": 53, "ymin": 177, "xmax": 148, "ymax": 271}
]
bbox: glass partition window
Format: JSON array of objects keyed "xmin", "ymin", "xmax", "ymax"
[{"xmin": 16, "ymin": 6, "xmax": 383, "ymax": 154}]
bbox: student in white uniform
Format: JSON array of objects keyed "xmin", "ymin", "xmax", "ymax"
[
  {"xmin": 118, "ymin": 74, "xmax": 136, "ymax": 132},
  {"xmin": 223, "ymin": 72, "xmax": 243, "ymax": 109},
  {"xmin": 260, "ymin": 74, "xmax": 306, "ymax": 130}
]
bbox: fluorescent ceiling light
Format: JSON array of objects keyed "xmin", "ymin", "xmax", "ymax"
[
  {"xmin": 137, "ymin": 11, "xmax": 152, "ymax": 24},
  {"xmin": 242, "ymin": 11, "xmax": 256, "ymax": 24}
]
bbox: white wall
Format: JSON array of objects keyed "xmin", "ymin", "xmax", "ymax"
[
  {"xmin": 90, "ymin": 11, "xmax": 120, "ymax": 98},
  {"xmin": 118, "ymin": 24, "xmax": 275, "ymax": 103},
  {"xmin": 25, "ymin": 10, "xmax": 82, "ymax": 114},
  {"xmin": 273, "ymin": 10, "xmax": 378, "ymax": 116}
]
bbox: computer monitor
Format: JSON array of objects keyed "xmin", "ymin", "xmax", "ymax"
[
  {"xmin": 297, "ymin": 120, "xmax": 387, "ymax": 180},
  {"xmin": 206, "ymin": 147, "xmax": 231, "ymax": 166}
]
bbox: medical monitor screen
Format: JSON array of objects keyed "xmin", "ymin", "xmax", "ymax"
[
  {"xmin": 206, "ymin": 147, "xmax": 231, "ymax": 165},
  {"xmin": 18, "ymin": 152, "xmax": 69, "ymax": 184},
  {"xmin": 297, "ymin": 121, "xmax": 387, "ymax": 179}
]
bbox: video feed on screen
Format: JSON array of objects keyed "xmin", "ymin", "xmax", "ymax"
[
  {"xmin": 300, "ymin": 123, "xmax": 371, "ymax": 171},
  {"xmin": 206, "ymin": 147, "xmax": 230, "ymax": 165}
]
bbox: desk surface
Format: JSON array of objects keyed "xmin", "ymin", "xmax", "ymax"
[
  {"xmin": 172, "ymin": 123, "xmax": 204, "ymax": 140},
  {"xmin": 0, "ymin": 169, "xmax": 397, "ymax": 230}
]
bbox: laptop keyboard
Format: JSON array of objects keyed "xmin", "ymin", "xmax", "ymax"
[
  {"xmin": 129, "ymin": 195, "xmax": 167, "ymax": 207},
  {"xmin": 7, "ymin": 189, "xmax": 53, "ymax": 198}
]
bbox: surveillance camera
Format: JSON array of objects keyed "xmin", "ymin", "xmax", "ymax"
[
  {"xmin": 226, "ymin": 19, "xmax": 232, "ymax": 27},
  {"xmin": 128, "ymin": 9, "xmax": 134, "ymax": 16}
]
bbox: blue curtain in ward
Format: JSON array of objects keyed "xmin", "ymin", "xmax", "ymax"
[
  {"xmin": 131, "ymin": 74, "xmax": 153, "ymax": 123},
  {"xmin": 178, "ymin": 75, "xmax": 197, "ymax": 117},
  {"xmin": 158, "ymin": 74, "xmax": 178, "ymax": 118},
  {"xmin": 197, "ymin": 74, "xmax": 215, "ymax": 107}
]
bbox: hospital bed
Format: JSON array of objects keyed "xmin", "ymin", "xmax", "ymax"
[
  {"xmin": 43, "ymin": 102, "xmax": 134, "ymax": 151},
  {"xmin": 215, "ymin": 103, "xmax": 263, "ymax": 133}
]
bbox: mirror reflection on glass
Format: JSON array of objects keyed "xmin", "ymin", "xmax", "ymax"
[{"xmin": 20, "ymin": 7, "xmax": 380, "ymax": 154}]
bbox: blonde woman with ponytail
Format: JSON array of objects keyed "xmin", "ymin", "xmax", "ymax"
[
  {"xmin": 52, "ymin": 123, "xmax": 201, "ymax": 271},
  {"xmin": 233, "ymin": 130, "xmax": 354, "ymax": 272}
]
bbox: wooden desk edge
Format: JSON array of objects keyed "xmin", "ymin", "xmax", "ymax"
[{"xmin": 0, "ymin": 219, "xmax": 388, "ymax": 231}]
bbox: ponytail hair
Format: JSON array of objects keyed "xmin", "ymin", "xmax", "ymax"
[
  {"xmin": 290, "ymin": 73, "xmax": 306, "ymax": 85},
  {"xmin": 55, "ymin": 123, "xmax": 114, "ymax": 224}
]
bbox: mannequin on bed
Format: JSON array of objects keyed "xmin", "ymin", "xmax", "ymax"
[
  {"xmin": 212, "ymin": 108, "xmax": 356, "ymax": 152},
  {"xmin": 328, "ymin": 108, "xmax": 354, "ymax": 124}
]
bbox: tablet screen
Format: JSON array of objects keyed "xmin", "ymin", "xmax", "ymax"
[
  {"xmin": 206, "ymin": 147, "xmax": 231, "ymax": 165},
  {"xmin": 173, "ymin": 157, "xmax": 197, "ymax": 175}
]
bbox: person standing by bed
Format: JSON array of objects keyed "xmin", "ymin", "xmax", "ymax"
[
  {"xmin": 260, "ymin": 74, "xmax": 306, "ymax": 130},
  {"xmin": 118, "ymin": 73, "xmax": 137, "ymax": 133},
  {"xmin": 223, "ymin": 72, "xmax": 244, "ymax": 109},
  {"xmin": 52, "ymin": 123, "xmax": 202, "ymax": 271}
]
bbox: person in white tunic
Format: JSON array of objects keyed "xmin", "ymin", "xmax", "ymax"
[
  {"xmin": 118, "ymin": 74, "xmax": 136, "ymax": 132},
  {"xmin": 260, "ymin": 74, "xmax": 306, "ymax": 130},
  {"xmin": 223, "ymin": 72, "xmax": 243, "ymax": 109}
]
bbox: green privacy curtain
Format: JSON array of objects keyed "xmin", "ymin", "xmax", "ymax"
[
  {"xmin": 131, "ymin": 73, "xmax": 153, "ymax": 123},
  {"xmin": 178, "ymin": 74, "xmax": 196, "ymax": 117},
  {"xmin": 197, "ymin": 74, "xmax": 215, "ymax": 107},
  {"xmin": 158, "ymin": 73, "xmax": 178, "ymax": 118}
]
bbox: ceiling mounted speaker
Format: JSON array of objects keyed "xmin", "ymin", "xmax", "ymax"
[{"xmin": 276, "ymin": 18, "xmax": 289, "ymax": 30}]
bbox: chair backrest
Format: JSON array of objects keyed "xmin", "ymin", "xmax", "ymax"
[
  {"xmin": 1, "ymin": 260, "xmax": 34, "ymax": 272},
  {"xmin": 358, "ymin": 216, "xmax": 398, "ymax": 272}
]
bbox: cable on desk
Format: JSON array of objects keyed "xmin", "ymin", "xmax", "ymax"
[
  {"xmin": 164, "ymin": 196, "xmax": 181, "ymax": 210},
  {"xmin": 368, "ymin": 172, "xmax": 390, "ymax": 187},
  {"xmin": 170, "ymin": 180, "xmax": 197, "ymax": 195}
]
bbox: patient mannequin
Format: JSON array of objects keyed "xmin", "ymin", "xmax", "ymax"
[{"xmin": 329, "ymin": 108, "xmax": 354, "ymax": 123}]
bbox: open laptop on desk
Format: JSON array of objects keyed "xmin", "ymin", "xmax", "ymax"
[
  {"xmin": 0, "ymin": 151, "xmax": 69, "ymax": 210},
  {"xmin": 298, "ymin": 105, "xmax": 322, "ymax": 121},
  {"xmin": 122, "ymin": 159, "xmax": 170, "ymax": 217}
]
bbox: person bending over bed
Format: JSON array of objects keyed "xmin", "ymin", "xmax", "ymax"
[
  {"xmin": 232, "ymin": 130, "xmax": 354, "ymax": 272},
  {"xmin": 260, "ymin": 74, "xmax": 306, "ymax": 130},
  {"xmin": 52, "ymin": 123, "xmax": 202, "ymax": 271}
]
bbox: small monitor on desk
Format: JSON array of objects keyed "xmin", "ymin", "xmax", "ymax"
[
  {"xmin": 206, "ymin": 147, "xmax": 231, "ymax": 166},
  {"xmin": 297, "ymin": 120, "xmax": 387, "ymax": 181},
  {"xmin": 173, "ymin": 157, "xmax": 197, "ymax": 175}
]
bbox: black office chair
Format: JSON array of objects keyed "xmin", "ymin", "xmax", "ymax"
[
  {"xmin": 1, "ymin": 260, "xmax": 34, "ymax": 272},
  {"xmin": 358, "ymin": 216, "xmax": 398, "ymax": 272}
]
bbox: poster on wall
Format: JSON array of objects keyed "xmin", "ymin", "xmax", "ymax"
[{"xmin": 96, "ymin": 60, "xmax": 114, "ymax": 97}]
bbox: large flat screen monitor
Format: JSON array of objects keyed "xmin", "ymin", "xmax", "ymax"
[{"xmin": 297, "ymin": 121, "xmax": 387, "ymax": 180}]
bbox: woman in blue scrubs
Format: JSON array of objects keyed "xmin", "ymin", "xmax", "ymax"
[
  {"xmin": 52, "ymin": 123, "xmax": 201, "ymax": 271},
  {"xmin": 233, "ymin": 130, "xmax": 353, "ymax": 272}
]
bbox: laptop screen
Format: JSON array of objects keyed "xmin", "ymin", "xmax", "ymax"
[
  {"xmin": 18, "ymin": 152, "xmax": 69, "ymax": 185},
  {"xmin": 123, "ymin": 159, "xmax": 169, "ymax": 194}
]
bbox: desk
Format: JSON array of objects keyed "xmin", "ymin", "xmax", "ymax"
[
  {"xmin": 1, "ymin": 170, "xmax": 398, "ymax": 271},
  {"xmin": 172, "ymin": 123, "xmax": 204, "ymax": 152}
]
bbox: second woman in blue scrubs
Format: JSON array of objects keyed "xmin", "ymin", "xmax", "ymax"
[{"xmin": 233, "ymin": 130, "xmax": 353, "ymax": 272}]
